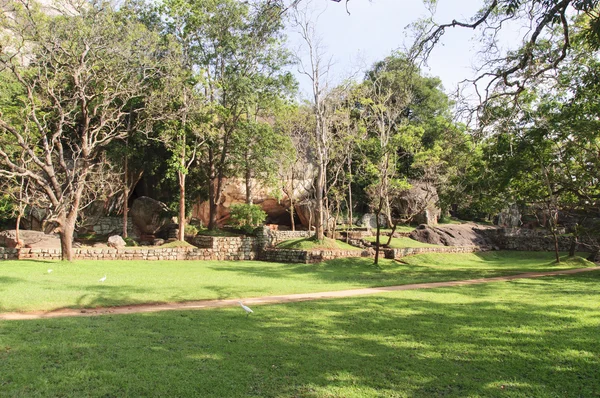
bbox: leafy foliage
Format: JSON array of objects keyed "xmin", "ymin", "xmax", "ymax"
[{"xmin": 228, "ymin": 204, "xmax": 267, "ymax": 233}]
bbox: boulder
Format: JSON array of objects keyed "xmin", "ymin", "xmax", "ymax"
[
  {"xmin": 107, "ymin": 235, "xmax": 126, "ymax": 249},
  {"xmin": 0, "ymin": 229, "xmax": 61, "ymax": 248},
  {"xmin": 357, "ymin": 213, "xmax": 388, "ymax": 230},
  {"xmin": 392, "ymin": 181, "xmax": 441, "ymax": 226},
  {"xmin": 191, "ymin": 176, "xmax": 314, "ymax": 228},
  {"xmin": 409, "ymin": 223, "xmax": 495, "ymax": 247},
  {"xmin": 497, "ymin": 204, "xmax": 522, "ymax": 227},
  {"xmin": 130, "ymin": 197, "xmax": 172, "ymax": 235}
]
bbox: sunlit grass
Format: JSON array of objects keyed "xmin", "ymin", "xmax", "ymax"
[
  {"xmin": 277, "ymin": 237, "xmax": 361, "ymax": 251},
  {"xmin": 0, "ymin": 271, "xmax": 598, "ymax": 397},
  {"xmin": 364, "ymin": 235, "xmax": 439, "ymax": 248},
  {"xmin": 0, "ymin": 252, "xmax": 594, "ymax": 313}
]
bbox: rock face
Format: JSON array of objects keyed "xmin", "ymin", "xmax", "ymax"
[
  {"xmin": 409, "ymin": 223, "xmax": 496, "ymax": 247},
  {"xmin": 0, "ymin": 230, "xmax": 61, "ymax": 248},
  {"xmin": 393, "ymin": 182, "xmax": 441, "ymax": 226},
  {"xmin": 130, "ymin": 197, "xmax": 173, "ymax": 235},
  {"xmin": 192, "ymin": 177, "xmax": 313, "ymax": 227},
  {"xmin": 357, "ymin": 213, "xmax": 388, "ymax": 229},
  {"xmin": 107, "ymin": 235, "xmax": 126, "ymax": 249},
  {"xmin": 496, "ymin": 204, "xmax": 522, "ymax": 227}
]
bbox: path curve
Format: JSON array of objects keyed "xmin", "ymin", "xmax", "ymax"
[{"xmin": 1, "ymin": 267, "xmax": 598, "ymax": 321}]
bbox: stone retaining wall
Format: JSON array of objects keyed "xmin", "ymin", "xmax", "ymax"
[
  {"xmin": 384, "ymin": 246, "xmax": 481, "ymax": 260},
  {"xmin": 92, "ymin": 217, "xmax": 136, "ymax": 238},
  {"xmin": 477, "ymin": 228, "xmax": 593, "ymax": 252},
  {"xmin": 0, "ymin": 245, "xmax": 256, "ymax": 261},
  {"xmin": 260, "ymin": 248, "xmax": 369, "ymax": 264},
  {"xmin": 257, "ymin": 228, "xmax": 314, "ymax": 248}
]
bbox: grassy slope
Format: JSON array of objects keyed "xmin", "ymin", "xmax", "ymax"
[
  {"xmin": 277, "ymin": 237, "xmax": 360, "ymax": 251},
  {"xmin": 0, "ymin": 252, "xmax": 594, "ymax": 313},
  {"xmin": 364, "ymin": 236, "xmax": 439, "ymax": 248},
  {"xmin": 0, "ymin": 271, "xmax": 599, "ymax": 397}
]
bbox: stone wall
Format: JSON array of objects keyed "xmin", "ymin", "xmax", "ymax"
[
  {"xmin": 384, "ymin": 246, "xmax": 481, "ymax": 260},
  {"xmin": 92, "ymin": 217, "xmax": 136, "ymax": 238},
  {"xmin": 260, "ymin": 248, "xmax": 370, "ymax": 264},
  {"xmin": 0, "ymin": 244, "xmax": 256, "ymax": 261},
  {"xmin": 1, "ymin": 235, "xmax": 259, "ymax": 261},
  {"xmin": 192, "ymin": 235, "xmax": 257, "ymax": 260},
  {"xmin": 477, "ymin": 228, "xmax": 593, "ymax": 252},
  {"xmin": 255, "ymin": 227, "xmax": 314, "ymax": 248}
]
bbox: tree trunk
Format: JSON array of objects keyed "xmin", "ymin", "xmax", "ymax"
[
  {"xmin": 384, "ymin": 195, "xmax": 393, "ymax": 229},
  {"xmin": 568, "ymin": 224, "xmax": 579, "ymax": 257},
  {"xmin": 374, "ymin": 197, "xmax": 384, "ymax": 265},
  {"xmin": 347, "ymin": 155, "xmax": 353, "ymax": 229},
  {"xmin": 568, "ymin": 237, "xmax": 577, "ymax": 257},
  {"xmin": 60, "ymin": 218, "xmax": 75, "ymax": 261},
  {"xmin": 553, "ymin": 233, "xmax": 560, "ymax": 263},
  {"xmin": 15, "ymin": 213, "xmax": 22, "ymax": 248},
  {"xmin": 208, "ymin": 148, "xmax": 218, "ymax": 230},
  {"xmin": 245, "ymin": 165, "xmax": 252, "ymax": 205},
  {"xmin": 315, "ymin": 162, "xmax": 325, "ymax": 241},
  {"xmin": 122, "ymin": 154, "xmax": 129, "ymax": 238},
  {"xmin": 178, "ymin": 172, "xmax": 186, "ymax": 242},
  {"xmin": 386, "ymin": 221, "xmax": 397, "ymax": 246}
]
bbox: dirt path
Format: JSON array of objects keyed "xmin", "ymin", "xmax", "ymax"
[{"xmin": 1, "ymin": 267, "xmax": 598, "ymax": 321}]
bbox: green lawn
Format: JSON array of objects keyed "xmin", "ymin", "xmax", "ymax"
[
  {"xmin": 378, "ymin": 225, "xmax": 416, "ymax": 234},
  {"xmin": 277, "ymin": 237, "xmax": 361, "ymax": 251},
  {"xmin": 0, "ymin": 252, "xmax": 594, "ymax": 313},
  {"xmin": 0, "ymin": 271, "xmax": 598, "ymax": 397},
  {"xmin": 365, "ymin": 235, "xmax": 439, "ymax": 248}
]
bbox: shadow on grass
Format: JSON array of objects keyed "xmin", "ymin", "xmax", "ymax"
[
  {"xmin": 206, "ymin": 255, "xmax": 589, "ymax": 291},
  {"xmin": 1, "ymin": 273, "xmax": 598, "ymax": 397},
  {"xmin": 55, "ymin": 284, "xmax": 159, "ymax": 310}
]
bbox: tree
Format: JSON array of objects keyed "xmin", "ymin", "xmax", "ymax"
[
  {"xmin": 292, "ymin": 4, "xmax": 335, "ymax": 240},
  {"xmin": 0, "ymin": 0, "xmax": 164, "ymax": 260},
  {"xmin": 408, "ymin": 0, "xmax": 600, "ymax": 116},
  {"xmin": 162, "ymin": 0, "xmax": 292, "ymax": 230},
  {"xmin": 462, "ymin": 17, "xmax": 600, "ymax": 262},
  {"xmin": 275, "ymin": 104, "xmax": 314, "ymax": 231},
  {"xmin": 358, "ymin": 55, "xmax": 418, "ymax": 264}
]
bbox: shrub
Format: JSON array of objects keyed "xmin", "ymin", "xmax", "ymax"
[
  {"xmin": 229, "ymin": 204, "xmax": 267, "ymax": 234},
  {"xmin": 124, "ymin": 237, "xmax": 138, "ymax": 247},
  {"xmin": 0, "ymin": 195, "xmax": 14, "ymax": 224},
  {"xmin": 184, "ymin": 224, "xmax": 199, "ymax": 237}
]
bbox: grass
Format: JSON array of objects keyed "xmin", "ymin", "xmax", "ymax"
[
  {"xmin": 0, "ymin": 252, "xmax": 594, "ymax": 313},
  {"xmin": 196, "ymin": 228, "xmax": 243, "ymax": 237},
  {"xmin": 364, "ymin": 235, "xmax": 439, "ymax": 248},
  {"xmin": 277, "ymin": 237, "xmax": 361, "ymax": 251},
  {"xmin": 0, "ymin": 270, "xmax": 599, "ymax": 397},
  {"xmin": 378, "ymin": 225, "xmax": 416, "ymax": 234}
]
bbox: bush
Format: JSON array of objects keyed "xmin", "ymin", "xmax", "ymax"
[
  {"xmin": 0, "ymin": 195, "xmax": 14, "ymax": 225},
  {"xmin": 229, "ymin": 204, "xmax": 267, "ymax": 234},
  {"xmin": 124, "ymin": 237, "xmax": 138, "ymax": 247},
  {"xmin": 184, "ymin": 224, "xmax": 199, "ymax": 237}
]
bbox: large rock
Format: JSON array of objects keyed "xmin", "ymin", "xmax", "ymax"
[
  {"xmin": 392, "ymin": 181, "xmax": 441, "ymax": 226},
  {"xmin": 409, "ymin": 223, "xmax": 495, "ymax": 247},
  {"xmin": 357, "ymin": 213, "xmax": 388, "ymax": 229},
  {"xmin": 497, "ymin": 204, "xmax": 522, "ymax": 227},
  {"xmin": 130, "ymin": 197, "xmax": 173, "ymax": 235},
  {"xmin": 107, "ymin": 235, "xmax": 126, "ymax": 249},
  {"xmin": 0, "ymin": 230, "xmax": 61, "ymax": 248},
  {"xmin": 192, "ymin": 176, "xmax": 314, "ymax": 227}
]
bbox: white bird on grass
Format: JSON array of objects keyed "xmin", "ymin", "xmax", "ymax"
[
  {"xmin": 99, "ymin": 275, "xmax": 107, "ymax": 283},
  {"xmin": 238, "ymin": 301, "xmax": 253, "ymax": 316},
  {"xmin": 47, "ymin": 269, "xmax": 53, "ymax": 273}
]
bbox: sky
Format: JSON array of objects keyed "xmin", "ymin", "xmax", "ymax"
[{"xmin": 284, "ymin": 0, "xmax": 494, "ymax": 100}]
